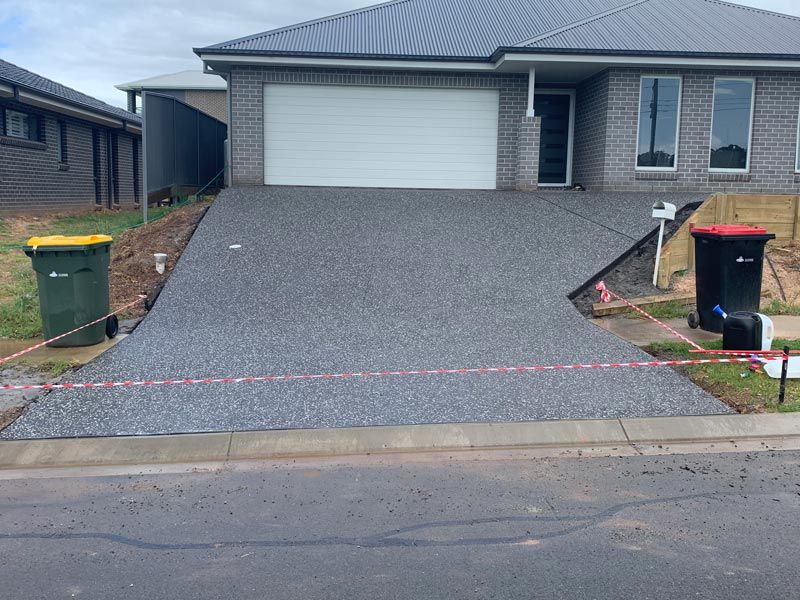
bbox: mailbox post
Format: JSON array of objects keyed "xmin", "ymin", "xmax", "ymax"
[{"xmin": 652, "ymin": 202, "xmax": 676, "ymax": 287}]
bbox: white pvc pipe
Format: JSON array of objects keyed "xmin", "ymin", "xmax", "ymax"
[{"xmin": 653, "ymin": 219, "xmax": 666, "ymax": 287}]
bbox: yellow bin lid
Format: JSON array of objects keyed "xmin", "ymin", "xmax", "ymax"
[{"xmin": 26, "ymin": 235, "xmax": 113, "ymax": 249}]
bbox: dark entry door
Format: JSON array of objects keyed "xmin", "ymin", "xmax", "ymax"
[{"xmin": 534, "ymin": 94, "xmax": 572, "ymax": 185}]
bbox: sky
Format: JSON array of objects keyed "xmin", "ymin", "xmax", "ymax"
[{"xmin": 0, "ymin": 0, "xmax": 799, "ymax": 110}]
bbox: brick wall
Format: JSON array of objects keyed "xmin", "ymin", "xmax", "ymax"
[
  {"xmin": 229, "ymin": 66, "xmax": 527, "ymax": 189},
  {"xmin": 516, "ymin": 116, "xmax": 541, "ymax": 190},
  {"xmin": 583, "ymin": 67, "xmax": 800, "ymax": 193},
  {"xmin": 0, "ymin": 99, "xmax": 141, "ymax": 213},
  {"xmin": 185, "ymin": 90, "xmax": 227, "ymax": 123},
  {"xmin": 573, "ymin": 71, "xmax": 610, "ymax": 187}
]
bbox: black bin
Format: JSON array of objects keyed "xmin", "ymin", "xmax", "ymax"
[{"xmin": 690, "ymin": 225, "xmax": 775, "ymax": 333}]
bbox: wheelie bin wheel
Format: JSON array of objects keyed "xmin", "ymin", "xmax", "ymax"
[
  {"xmin": 106, "ymin": 314, "xmax": 119, "ymax": 339},
  {"xmin": 687, "ymin": 310, "xmax": 700, "ymax": 330}
]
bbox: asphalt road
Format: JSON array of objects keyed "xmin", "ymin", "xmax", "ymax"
[
  {"xmin": 1, "ymin": 450, "xmax": 798, "ymax": 599},
  {"xmin": 3, "ymin": 188, "xmax": 724, "ymax": 439}
]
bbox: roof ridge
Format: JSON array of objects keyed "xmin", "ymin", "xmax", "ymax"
[
  {"xmin": 0, "ymin": 58, "xmax": 138, "ymax": 121},
  {"xmin": 514, "ymin": 0, "xmax": 652, "ymax": 47},
  {"xmin": 204, "ymin": 0, "xmax": 414, "ymax": 50},
  {"xmin": 698, "ymin": 0, "xmax": 800, "ymax": 23}
]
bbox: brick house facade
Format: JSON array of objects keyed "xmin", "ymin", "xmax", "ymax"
[
  {"xmin": 200, "ymin": 0, "xmax": 800, "ymax": 195},
  {"xmin": 0, "ymin": 98, "xmax": 141, "ymax": 213},
  {"xmin": 225, "ymin": 65, "xmax": 800, "ymax": 193}
]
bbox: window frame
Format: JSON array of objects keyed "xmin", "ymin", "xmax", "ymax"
[
  {"xmin": 634, "ymin": 75, "xmax": 683, "ymax": 173},
  {"xmin": 708, "ymin": 76, "xmax": 756, "ymax": 174},
  {"xmin": 4, "ymin": 108, "xmax": 36, "ymax": 141},
  {"xmin": 795, "ymin": 99, "xmax": 800, "ymax": 174},
  {"xmin": 57, "ymin": 120, "xmax": 68, "ymax": 163}
]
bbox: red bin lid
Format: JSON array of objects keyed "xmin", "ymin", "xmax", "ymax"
[{"xmin": 691, "ymin": 224, "xmax": 768, "ymax": 236}]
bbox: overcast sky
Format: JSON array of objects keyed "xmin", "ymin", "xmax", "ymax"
[{"xmin": 1, "ymin": 0, "xmax": 799, "ymax": 110}]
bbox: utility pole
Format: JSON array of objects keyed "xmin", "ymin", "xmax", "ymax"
[{"xmin": 649, "ymin": 78, "xmax": 659, "ymax": 163}]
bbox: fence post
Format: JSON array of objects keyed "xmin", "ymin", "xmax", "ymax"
[
  {"xmin": 142, "ymin": 91, "xmax": 148, "ymax": 224},
  {"xmin": 779, "ymin": 346, "xmax": 790, "ymax": 405}
]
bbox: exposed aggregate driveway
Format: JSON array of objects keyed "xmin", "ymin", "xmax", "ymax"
[{"xmin": 2, "ymin": 188, "xmax": 727, "ymax": 439}]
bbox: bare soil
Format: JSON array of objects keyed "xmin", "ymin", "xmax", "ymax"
[
  {"xmin": 571, "ymin": 203, "xmax": 702, "ymax": 316},
  {"xmin": 110, "ymin": 201, "xmax": 210, "ymax": 317}
]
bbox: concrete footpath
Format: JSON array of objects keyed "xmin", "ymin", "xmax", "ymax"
[
  {"xmin": 1, "ymin": 413, "xmax": 798, "ymax": 470},
  {"xmin": 593, "ymin": 315, "xmax": 800, "ymax": 347}
]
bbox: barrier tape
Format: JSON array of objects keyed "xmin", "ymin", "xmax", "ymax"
[
  {"xmin": 690, "ymin": 349, "xmax": 791, "ymax": 356},
  {"xmin": 0, "ymin": 357, "xmax": 753, "ymax": 393},
  {"xmin": 595, "ymin": 281, "xmax": 705, "ymax": 351},
  {"xmin": 0, "ymin": 295, "xmax": 147, "ymax": 365}
]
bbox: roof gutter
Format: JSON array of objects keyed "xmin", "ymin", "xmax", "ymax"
[
  {"xmin": 495, "ymin": 48, "xmax": 800, "ymax": 70},
  {"xmin": 197, "ymin": 47, "xmax": 800, "ymax": 73},
  {"xmin": 196, "ymin": 51, "xmax": 495, "ymax": 72},
  {"xmin": 0, "ymin": 79, "xmax": 141, "ymax": 129}
]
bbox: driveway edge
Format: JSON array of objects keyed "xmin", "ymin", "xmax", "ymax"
[{"xmin": 0, "ymin": 414, "xmax": 798, "ymax": 470}]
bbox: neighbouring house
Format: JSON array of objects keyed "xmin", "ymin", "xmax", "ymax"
[
  {"xmin": 195, "ymin": 0, "xmax": 800, "ymax": 193},
  {"xmin": 115, "ymin": 71, "xmax": 228, "ymax": 124},
  {"xmin": 0, "ymin": 59, "xmax": 142, "ymax": 213}
]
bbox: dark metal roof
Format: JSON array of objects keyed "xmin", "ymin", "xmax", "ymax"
[
  {"xmin": 198, "ymin": 0, "xmax": 800, "ymax": 60},
  {"xmin": 524, "ymin": 0, "xmax": 800, "ymax": 56},
  {"xmin": 0, "ymin": 59, "xmax": 141, "ymax": 125}
]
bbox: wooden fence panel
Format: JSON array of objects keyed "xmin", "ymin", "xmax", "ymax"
[{"xmin": 657, "ymin": 194, "xmax": 799, "ymax": 289}]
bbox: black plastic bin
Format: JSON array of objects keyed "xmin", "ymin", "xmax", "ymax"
[{"xmin": 689, "ymin": 225, "xmax": 775, "ymax": 333}]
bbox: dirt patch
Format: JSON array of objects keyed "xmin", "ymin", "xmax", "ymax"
[
  {"xmin": 109, "ymin": 201, "xmax": 210, "ymax": 317},
  {"xmin": 0, "ymin": 363, "xmax": 69, "ymax": 432},
  {"xmin": 571, "ymin": 203, "xmax": 702, "ymax": 316},
  {"xmin": 0, "ymin": 406, "xmax": 24, "ymax": 430}
]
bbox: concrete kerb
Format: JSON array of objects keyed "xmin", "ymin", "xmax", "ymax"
[{"xmin": 0, "ymin": 414, "xmax": 798, "ymax": 470}]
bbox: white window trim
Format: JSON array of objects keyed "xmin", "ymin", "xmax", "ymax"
[
  {"xmin": 795, "ymin": 99, "xmax": 800, "ymax": 174},
  {"xmin": 708, "ymin": 77, "xmax": 756, "ymax": 174},
  {"xmin": 533, "ymin": 88, "xmax": 576, "ymax": 187},
  {"xmin": 634, "ymin": 75, "xmax": 682, "ymax": 173}
]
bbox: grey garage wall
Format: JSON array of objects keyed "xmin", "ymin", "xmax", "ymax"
[{"xmin": 228, "ymin": 66, "xmax": 529, "ymax": 190}]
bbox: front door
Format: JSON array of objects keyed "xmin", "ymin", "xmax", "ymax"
[{"xmin": 534, "ymin": 93, "xmax": 573, "ymax": 186}]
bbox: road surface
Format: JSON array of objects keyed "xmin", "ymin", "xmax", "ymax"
[{"xmin": 1, "ymin": 449, "xmax": 798, "ymax": 598}]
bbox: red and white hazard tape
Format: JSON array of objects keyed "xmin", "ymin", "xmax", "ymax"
[
  {"xmin": 0, "ymin": 357, "xmax": 753, "ymax": 393},
  {"xmin": 0, "ymin": 295, "xmax": 146, "ymax": 365},
  {"xmin": 595, "ymin": 281, "xmax": 704, "ymax": 351}
]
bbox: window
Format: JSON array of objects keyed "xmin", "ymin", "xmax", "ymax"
[
  {"xmin": 4, "ymin": 109, "xmax": 39, "ymax": 141},
  {"xmin": 636, "ymin": 76, "xmax": 682, "ymax": 170},
  {"xmin": 796, "ymin": 101, "xmax": 800, "ymax": 174},
  {"xmin": 709, "ymin": 78, "xmax": 755, "ymax": 172},
  {"xmin": 57, "ymin": 121, "xmax": 68, "ymax": 163}
]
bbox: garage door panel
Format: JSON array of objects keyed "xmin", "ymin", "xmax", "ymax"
[
  {"xmin": 264, "ymin": 118, "xmax": 500, "ymax": 135},
  {"xmin": 264, "ymin": 84, "xmax": 499, "ymax": 190}
]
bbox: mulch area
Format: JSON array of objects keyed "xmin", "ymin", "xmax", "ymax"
[{"xmin": 109, "ymin": 201, "xmax": 210, "ymax": 317}]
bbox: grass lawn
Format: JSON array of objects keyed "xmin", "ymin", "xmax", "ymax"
[
  {"xmin": 625, "ymin": 299, "xmax": 800, "ymax": 322},
  {"xmin": 0, "ymin": 207, "xmax": 173, "ymax": 339},
  {"xmin": 645, "ymin": 339, "xmax": 800, "ymax": 413}
]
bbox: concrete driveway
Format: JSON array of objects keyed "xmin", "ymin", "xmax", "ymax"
[{"xmin": 2, "ymin": 188, "xmax": 727, "ymax": 439}]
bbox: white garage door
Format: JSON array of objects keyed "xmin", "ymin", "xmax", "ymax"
[{"xmin": 263, "ymin": 84, "xmax": 499, "ymax": 189}]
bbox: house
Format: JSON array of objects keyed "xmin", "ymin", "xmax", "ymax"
[
  {"xmin": 115, "ymin": 70, "xmax": 228, "ymax": 123},
  {"xmin": 0, "ymin": 59, "xmax": 142, "ymax": 213},
  {"xmin": 195, "ymin": 0, "xmax": 800, "ymax": 193}
]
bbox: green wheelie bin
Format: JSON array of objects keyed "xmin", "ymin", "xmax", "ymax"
[{"xmin": 23, "ymin": 235, "xmax": 118, "ymax": 347}]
